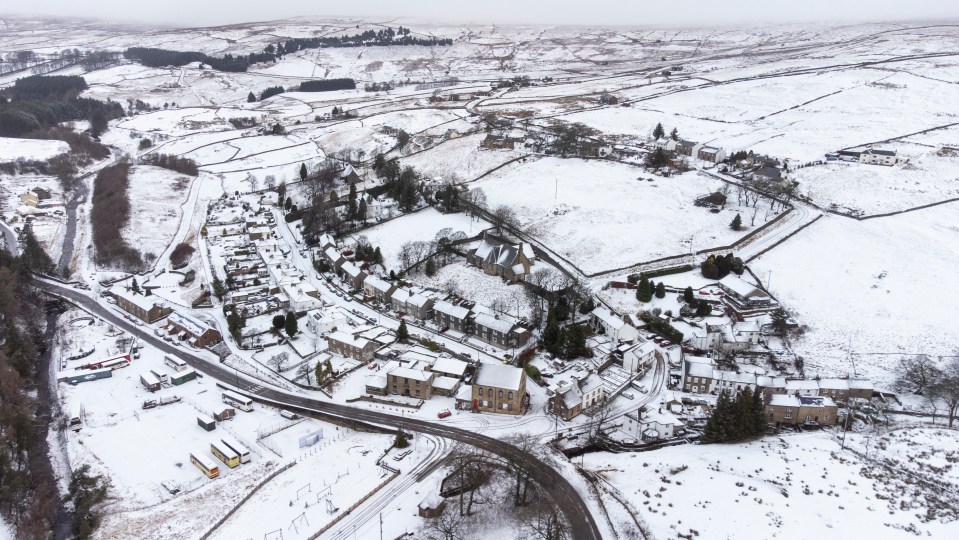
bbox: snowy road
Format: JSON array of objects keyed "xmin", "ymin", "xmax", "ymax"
[
  {"xmin": 35, "ymin": 279, "xmax": 606, "ymax": 540},
  {"xmin": 0, "ymin": 221, "xmax": 17, "ymax": 257}
]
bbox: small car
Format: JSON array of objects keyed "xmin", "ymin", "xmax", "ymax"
[{"xmin": 437, "ymin": 410, "xmax": 452, "ymax": 419}]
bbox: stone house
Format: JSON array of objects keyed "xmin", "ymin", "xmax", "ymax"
[{"xmin": 471, "ymin": 364, "xmax": 527, "ymax": 415}]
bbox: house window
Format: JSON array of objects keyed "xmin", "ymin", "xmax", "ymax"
[
  {"xmin": 498, "ymin": 390, "xmax": 503, "ymax": 399},
  {"xmin": 784, "ymin": 410, "xmax": 793, "ymax": 420},
  {"xmin": 508, "ymin": 392, "xmax": 513, "ymax": 400}
]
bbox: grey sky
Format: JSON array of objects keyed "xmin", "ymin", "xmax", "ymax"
[{"xmin": 4, "ymin": 0, "xmax": 959, "ymax": 28}]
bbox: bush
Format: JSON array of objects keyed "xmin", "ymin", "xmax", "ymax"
[
  {"xmin": 92, "ymin": 162, "xmax": 142, "ymax": 269},
  {"xmin": 299, "ymin": 78, "xmax": 356, "ymax": 92},
  {"xmin": 169, "ymin": 242, "xmax": 195, "ymax": 268},
  {"xmin": 141, "ymin": 153, "xmax": 198, "ymax": 175},
  {"xmin": 138, "ymin": 138, "xmax": 152, "ymax": 150}
]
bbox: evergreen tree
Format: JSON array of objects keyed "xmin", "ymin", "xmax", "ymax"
[
  {"xmin": 284, "ymin": 197, "xmax": 292, "ymax": 211},
  {"xmin": 542, "ymin": 307, "xmax": 562, "ymax": 355},
  {"xmin": 655, "ymin": 281, "xmax": 666, "ymax": 299},
  {"xmin": 397, "ymin": 320, "xmax": 410, "ymax": 341},
  {"xmin": 358, "ymin": 199, "xmax": 368, "ymax": 223},
  {"xmin": 770, "ymin": 308, "xmax": 790, "ymax": 336},
  {"xmin": 325, "ymin": 358, "xmax": 333, "ymax": 376},
  {"xmin": 701, "ymin": 390, "xmax": 733, "ymax": 443},
  {"xmin": 734, "ymin": 388, "xmax": 756, "ymax": 440},
  {"xmin": 373, "ymin": 153, "xmax": 386, "ymax": 171},
  {"xmin": 299, "ymin": 163, "xmax": 308, "ymax": 181},
  {"xmin": 395, "ymin": 431, "xmax": 410, "ymax": 448},
  {"xmin": 564, "ymin": 324, "xmax": 588, "ymax": 359},
  {"xmin": 131, "ymin": 278, "xmax": 140, "ymax": 294},
  {"xmin": 212, "ymin": 276, "xmax": 226, "ymax": 301},
  {"xmin": 284, "ymin": 311, "xmax": 298, "ymax": 337},
  {"xmin": 636, "ymin": 276, "xmax": 653, "ymax": 302},
  {"xmin": 652, "ymin": 122, "xmax": 665, "ymax": 139},
  {"xmin": 730, "ymin": 213, "xmax": 743, "ymax": 231},
  {"xmin": 272, "ymin": 314, "xmax": 285, "ymax": 332},
  {"xmin": 315, "ymin": 360, "xmax": 325, "ymax": 383},
  {"xmin": 670, "ymin": 127, "xmax": 680, "ymax": 141},
  {"xmin": 752, "ymin": 386, "xmax": 768, "ymax": 435},
  {"xmin": 683, "ymin": 286, "xmax": 694, "ymax": 304},
  {"xmin": 348, "ymin": 182, "xmax": 358, "ymax": 220},
  {"xmin": 578, "ymin": 297, "xmax": 596, "ymax": 315},
  {"xmin": 247, "ymin": 91, "xmax": 256, "ymax": 102},
  {"xmin": 424, "ymin": 258, "xmax": 437, "ymax": 276}
]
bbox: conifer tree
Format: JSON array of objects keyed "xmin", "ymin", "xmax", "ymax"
[
  {"xmin": 655, "ymin": 281, "xmax": 666, "ymax": 299},
  {"xmin": 397, "ymin": 320, "xmax": 410, "ymax": 341},
  {"xmin": 730, "ymin": 213, "xmax": 743, "ymax": 231},
  {"xmin": 652, "ymin": 122, "xmax": 665, "ymax": 139},
  {"xmin": 636, "ymin": 276, "xmax": 653, "ymax": 302},
  {"xmin": 683, "ymin": 286, "xmax": 694, "ymax": 304},
  {"xmin": 702, "ymin": 390, "xmax": 733, "ymax": 443},
  {"xmin": 670, "ymin": 127, "xmax": 680, "ymax": 141},
  {"xmin": 299, "ymin": 163, "xmax": 308, "ymax": 181},
  {"xmin": 284, "ymin": 311, "xmax": 298, "ymax": 337},
  {"xmin": 247, "ymin": 91, "xmax": 256, "ymax": 102}
]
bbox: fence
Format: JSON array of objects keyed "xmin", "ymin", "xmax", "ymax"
[
  {"xmin": 199, "ymin": 460, "xmax": 297, "ymax": 540},
  {"xmin": 306, "ymin": 470, "xmax": 401, "ymax": 539}
]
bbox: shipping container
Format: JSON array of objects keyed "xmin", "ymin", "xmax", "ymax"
[
  {"xmin": 170, "ymin": 367, "xmax": 197, "ymax": 386},
  {"xmin": 59, "ymin": 368, "xmax": 113, "ymax": 385},
  {"xmin": 140, "ymin": 372, "xmax": 161, "ymax": 392}
]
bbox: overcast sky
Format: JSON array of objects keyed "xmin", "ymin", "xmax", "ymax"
[{"xmin": 4, "ymin": 0, "xmax": 959, "ymax": 28}]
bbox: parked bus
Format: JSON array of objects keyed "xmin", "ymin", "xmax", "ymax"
[
  {"xmin": 220, "ymin": 435, "xmax": 251, "ymax": 464},
  {"xmin": 190, "ymin": 450, "xmax": 219, "ymax": 479},
  {"xmin": 210, "ymin": 441, "xmax": 240, "ymax": 468},
  {"xmin": 87, "ymin": 354, "xmax": 131, "ymax": 370},
  {"xmin": 164, "ymin": 355, "xmax": 188, "ymax": 372},
  {"xmin": 222, "ymin": 390, "xmax": 253, "ymax": 412},
  {"xmin": 100, "ymin": 357, "xmax": 130, "ymax": 371}
]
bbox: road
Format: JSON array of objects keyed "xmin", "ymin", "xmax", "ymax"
[
  {"xmin": 34, "ymin": 278, "xmax": 603, "ymax": 540},
  {"xmin": 0, "ymin": 220, "xmax": 17, "ymax": 256}
]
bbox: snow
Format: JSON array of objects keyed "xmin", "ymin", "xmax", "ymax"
[
  {"xmin": 122, "ymin": 166, "xmax": 193, "ymax": 262},
  {"xmin": 584, "ymin": 427, "xmax": 959, "ymax": 540},
  {"xmin": 751, "ymin": 204, "xmax": 959, "ymax": 385},
  {"xmin": 474, "ymin": 158, "xmax": 772, "ymax": 274},
  {"xmin": 350, "ymin": 207, "xmax": 490, "ymax": 272},
  {"xmin": 0, "ymin": 137, "xmax": 68, "ymax": 161}
]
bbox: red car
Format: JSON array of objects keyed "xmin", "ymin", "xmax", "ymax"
[
  {"xmin": 437, "ymin": 410, "xmax": 452, "ymax": 419},
  {"xmin": 698, "ymin": 290, "xmax": 710, "ymax": 296},
  {"xmin": 660, "ymin": 340, "xmax": 672, "ymax": 348}
]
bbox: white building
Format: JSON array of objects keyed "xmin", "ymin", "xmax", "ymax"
[
  {"xmin": 622, "ymin": 340, "xmax": 659, "ymax": 374},
  {"xmin": 623, "ymin": 406, "xmax": 684, "ymax": 443},
  {"xmin": 590, "ymin": 306, "xmax": 639, "ymax": 343}
]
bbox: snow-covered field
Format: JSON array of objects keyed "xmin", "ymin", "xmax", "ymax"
[
  {"xmin": 751, "ymin": 204, "xmax": 959, "ymax": 385},
  {"xmin": 416, "ymin": 260, "xmax": 535, "ymax": 319},
  {"xmin": 586, "ymin": 427, "xmax": 959, "ymax": 540},
  {"xmin": 0, "ymin": 137, "xmax": 68, "ymax": 161},
  {"xmin": 400, "ymin": 133, "xmax": 525, "ymax": 182},
  {"xmin": 123, "ymin": 166, "xmax": 193, "ymax": 263},
  {"xmin": 474, "ymin": 158, "xmax": 771, "ymax": 274},
  {"xmin": 794, "ymin": 151, "xmax": 959, "ymax": 216},
  {"xmin": 350, "ymin": 207, "xmax": 491, "ymax": 272}
]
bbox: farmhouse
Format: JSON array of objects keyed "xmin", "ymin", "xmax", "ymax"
[
  {"xmin": 697, "ymin": 145, "xmax": 727, "ymax": 163},
  {"xmin": 765, "ymin": 395, "xmax": 838, "ymax": 427},
  {"xmin": 860, "ymin": 148, "xmax": 908, "ymax": 166},
  {"xmin": 752, "ymin": 166, "xmax": 784, "ymax": 182},
  {"xmin": 164, "ymin": 311, "xmax": 222, "ymax": 348},
  {"xmin": 669, "ymin": 139, "xmax": 701, "ymax": 157},
  {"xmin": 110, "ymin": 287, "xmax": 172, "ymax": 323},
  {"xmin": 466, "ymin": 232, "xmax": 536, "ymax": 283},
  {"xmin": 472, "ymin": 363, "xmax": 527, "ymax": 415}
]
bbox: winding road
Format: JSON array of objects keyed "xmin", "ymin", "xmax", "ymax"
[{"xmin": 34, "ymin": 278, "xmax": 603, "ymax": 540}]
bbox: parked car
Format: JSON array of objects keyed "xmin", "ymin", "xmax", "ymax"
[
  {"xmin": 437, "ymin": 410, "xmax": 452, "ymax": 419},
  {"xmin": 622, "ymin": 392, "xmax": 634, "ymax": 400},
  {"xmin": 660, "ymin": 340, "xmax": 671, "ymax": 348}
]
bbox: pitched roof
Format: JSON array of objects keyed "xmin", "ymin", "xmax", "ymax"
[
  {"xmin": 434, "ymin": 300, "xmax": 471, "ymax": 320},
  {"xmin": 388, "ymin": 366, "xmax": 433, "ymax": 382},
  {"xmin": 473, "ymin": 313, "xmax": 516, "ymax": 334},
  {"xmin": 475, "ymin": 363, "xmax": 524, "ymax": 391},
  {"xmin": 431, "ymin": 357, "xmax": 468, "ymax": 377},
  {"xmin": 168, "ymin": 311, "xmax": 215, "ymax": 337}
]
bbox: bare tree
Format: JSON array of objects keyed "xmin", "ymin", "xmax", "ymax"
[
  {"xmin": 893, "ymin": 354, "xmax": 943, "ymax": 395},
  {"xmin": 928, "ymin": 356, "xmax": 959, "ymax": 427},
  {"xmin": 526, "ymin": 500, "xmax": 570, "ymax": 540},
  {"xmin": 503, "ymin": 432, "xmax": 539, "ymax": 506},
  {"xmin": 491, "ymin": 204, "xmax": 520, "ymax": 232},
  {"xmin": 425, "ymin": 507, "xmax": 466, "ymax": 540},
  {"xmin": 460, "ymin": 188, "xmax": 488, "ymax": 217},
  {"xmin": 448, "ymin": 444, "xmax": 495, "ymax": 517},
  {"xmin": 268, "ymin": 351, "xmax": 289, "ymax": 372},
  {"xmin": 583, "ymin": 398, "xmax": 614, "ymax": 445}
]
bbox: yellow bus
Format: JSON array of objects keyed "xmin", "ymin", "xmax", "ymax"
[
  {"xmin": 190, "ymin": 450, "xmax": 220, "ymax": 479},
  {"xmin": 210, "ymin": 441, "xmax": 240, "ymax": 468},
  {"xmin": 220, "ymin": 435, "xmax": 251, "ymax": 464}
]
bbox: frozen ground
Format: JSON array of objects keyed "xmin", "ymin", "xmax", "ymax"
[
  {"xmin": 793, "ymin": 148, "xmax": 959, "ymax": 216},
  {"xmin": 751, "ymin": 204, "xmax": 959, "ymax": 385},
  {"xmin": 400, "ymin": 133, "xmax": 526, "ymax": 182},
  {"xmin": 416, "ymin": 260, "xmax": 535, "ymax": 319},
  {"xmin": 586, "ymin": 426, "xmax": 959, "ymax": 540},
  {"xmin": 474, "ymin": 158, "xmax": 771, "ymax": 274},
  {"xmin": 349, "ymin": 207, "xmax": 491, "ymax": 272},
  {"xmin": 123, "ymin": 166, "xmax": 193, "ymax": 264},
  {"xmin": 0, "ymin": 137, "xmax": 68, "ymax": 161}
]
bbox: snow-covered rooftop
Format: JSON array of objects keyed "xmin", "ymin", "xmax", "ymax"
[{"xmin": 474, "ymin": 363, "xmax": 524, "ymax": 391}]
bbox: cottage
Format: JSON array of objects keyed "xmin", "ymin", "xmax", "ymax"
[
  {"xmin": 165, "ymin": 311, "xmax": 221, "ymax": 348},
  {"xmin": 365, "ymin": 374, "xmax": 388, "ymax": 395},
  {"xmin": 283, "ymin": 282, "xmax": 323, "ymax": 312},
  {"xmin": 110, "ymin": 287, "xmax": 172, "ymax": 323},
  {"xmin": 765, "ymin": 395, "xmax": 838, "ymax": 427},
  {"xmin": 472, "ymin": 313, "xmax": 529, "ymax": 349},
  {"xmin": 338, "ymin": 164, "xmax": 362, "ymax": 184},
  {"xmin": 433, "ymin": 300, "xmax": 473, "ymax": 333},
  {"xmin": 391, "ymin": 288, "xmax": 435, "ymax": 320},
  {"xmin": 20, "ymin": 191, "xmax": 39, "ymax": 207},
  {"xmin": 622, "ymin": 340, "xmax": 659, "ymax": 374},
  {"xmin": 623, "ymin": 406, "xmax": 684, "ymax": 442},
  {"xmin": 669, "ymin": 139, "xmax": 701, "ymax": 157},
  {"xmin": 751, "ymin": 166, "xmax": 783, "ymax": 182},
  {"xmin": 431, "ymin": 376, "xmax": 461, "ymax": 397},
  {"xmin": 718, "ymin": 275, "xmax": 778, "ymax": 320},
  {"xmin": 339, "ymin": 261, "xmax": 367, "ymax": 290},
  {"xmin": 466, "ymin": 232, "xmax": 536, "ymax": 283},
  {"xmin": 590, "ymin": 306, "xmax": 640, "ymax": 343},
  {"xmin": 697, "ymin": 146, "xmax": 727, "ymax": 163},
  {"xmin": 386, "ymin": 366, "xmax": 434, "ymax": 399},
  {"xmin": 551, "ymin": 372, "xmax": 605, "ymax": 420},
  {"xmin": 785, "ymin": 379, "xmax": 820, "ymax": 397},
  {"xmin": 472, "ymin": 364, "xmax": 527, "ymax": 415},
  {"xmin": 363, "ymin": 276, "xmax": 397, "ymax": 304},
  {"xmin": 430, "ymin": 357, "xmax": 468, "ymax": 380},
  {"xmin": 682, "ymin": 358, "xmax": 715, "ymax": 393},
  {"xmin": 306, "ymin": 310, "xmax": 347, "ymax": 335},
  {"xmin": 323, "ymin": 247, "xmax": 346, "ymax": 271},
  {"xmin": 325, "ymin": 331, "xmax": 379, "ymax": 361}
]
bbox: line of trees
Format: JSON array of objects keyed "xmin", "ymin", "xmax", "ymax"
[
  {"xmin": 298, "ymin": 79, "xmax": 356, "ymax": 92},
  {"xmin": 123, "ymin": 47, "xmax": 271, "ymax": 73},
  {"xmin": 140, "ymin": 153, "xmax": 199, "ymax": 176},
  {"xmin": 895, "ymin": 354, "xmax": 959, "ymax": 427},
  {"xmin": 701, "ymin": 387, "xmax": 767, "ymax": 443},
  {"xmin": 259, "ymin": 86, "xmax": 285, "ymax": 101},
  {"xmin": 0, "ymin": 75, "xmax": 124, "ymax": 137},
  {"xmin": 91, "ymin": 162, "xmax": 143, "ymax": 270}
]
